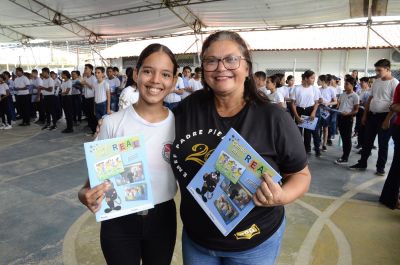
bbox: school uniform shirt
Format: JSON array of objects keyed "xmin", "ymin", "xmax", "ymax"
[
  {"xmin": 106, "ymin": 77, "xmax": 121, "ymax": 94},
  {"xmin": 14, "ymin": 75, "xmax": 31, "ymax": 95},
  {"xmin": 277, "ymin": 86, "xmax": 289, "ymax": 99},
  {"xmin": 42, "ymin": 77, "xmax": 55, "ymax": 96},
  {"xmin": 53, "ymin": 78, "xmax": 62, "ymax": 96},
  {"xmin": 61, "ymin": 80, "xmax": 72, "ymax": 96},
  {"xmin": 338, "ymin": 92, "xmax": 359, "ymax": 113},
  {"xmin": 393, "ymin": 83, "xmax": 400, "ymax": 125},
  {"xmin": 266, "ymin": 90, "xmax": 284, "ymax": 104},
  {"xmin": 181, "ymin": 78, "xmax": 203, "ymax": 100},
  {"xmin": 31, "ymin": 77, "xmax": 43, "ymax": 95},
  {"xmin": 0, "ymin": 83, "xmax": 9, "ymax": 95},
  {"xmin": 118, "ymin": 86, "xmax": 139, "ymax": 110},
  {"xmin": 164, "ymin": 76, "xmax": 184, "ymax": 103},
  {"xmin": 98, "ymin": 106, "xmax": 177, "ymax": 205},
  {"xmin": 357, "ymin": 89, "xmax": 370, "ymax": 108},
  {"xmin": 290, "ymin": 85, "xmax": 320, "ymax": 108},
  {"xmin": 258, "ymin": 86, "xmax": 271, "ymax": 96},
  {"xmin": 83, "ymin": 75, "xmax": 97, "ymax": 98},
  {"xmin": 7, "ymin": 80, "xmax": 15, "ymax": 95},
  {"xmin": 319, "ymin": 86, "xmax": 336, "ymax": 104},
  {"xmin": 369, "ymin": 78, "xmax": 399, "ymax": 113},
  {"xmin": 71, "ymin": 80, "xmax": 82, "ymax": 95},
  {"xmin": 335, "ymin": 86, "xmax": 343, "ymax": 96},
  {"xmin": 171, "ymin": 90, "xmax": 308, "ymax": 252},
  {"xmin": 94, "ymin": 80, "xmax": 110, "ymax": 104}
]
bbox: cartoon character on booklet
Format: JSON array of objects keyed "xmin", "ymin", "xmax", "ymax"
[
  {"xmin": 196, "ymin": 171, "xmax": 221, "ymax": 203},
  {"xmin": 104, "ymin": 179, "xmax": 121, "ymax": 213}
]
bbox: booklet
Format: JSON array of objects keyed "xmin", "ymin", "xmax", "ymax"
[
  {"xmin": 186, "ymin": 128, "xmax": 282, "ymax": 236},
  {"xmin": 298, "ymin": 115, "xmax": 319, "ymax": 130},
  {"xmin": 84, "ymin": 135, "xmax": 154, "ymax": 222}
]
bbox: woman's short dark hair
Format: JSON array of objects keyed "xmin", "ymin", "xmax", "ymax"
[
  {"xmin": 318, "ymin": 75, "xmax": 327, "ymax": 83},
  {"xmin": 286, "ymin": 75, "xmax": 294, "ymax": 84},
  {"xmin": 302, "ymin": 70, "xmax": 315, "ymax": 80},
  {"xmin": 345, "ymin": 76, "xmax": 356, "ymax": 88},
  {"xmin": 267, "ymin": 75, "xmax": 280, "ymax": 88},
  {"xmin": 200, "ymin": 31, "xmax": 267, "ymax": 103},
  {"xmin": 136, "ymin": 43, "xmax": 178, "ymax": 76},
  {"xmin": 62, "ymin": 70, "xmax": 71, "ymax": 79}
]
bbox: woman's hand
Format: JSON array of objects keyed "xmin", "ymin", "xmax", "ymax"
[
  {"xmin": 295, "ymin": 115, "xmax": 303, "ymax": 124},
  {"xmin": 253, "ymin": 173, "xmax": 286, "ymax": 207},
  {"xmin": 78, "ymin": 182, "xmax": 109, "ymax": 213}
]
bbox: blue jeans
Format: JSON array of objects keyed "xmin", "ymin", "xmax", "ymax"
[
  {"xmin": 182, "ymin": 218, "xmax": 286, "ymax": 265},
  {"xmin": 95, "ymin": 101, "xmax": 107, "ymax": 120},
  {"xmin": 110, "ymin": 94, "xmax": 119, "ymax": 112}
]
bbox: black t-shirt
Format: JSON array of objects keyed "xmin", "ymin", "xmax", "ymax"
[{"xmin": 171, "ymin": 90, "xmax": 308, "ymax": 252}]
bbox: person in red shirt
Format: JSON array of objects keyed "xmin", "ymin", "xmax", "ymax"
[{"xmin": 379, "ymin": 82, "xmax": 400, "ymax": 209}]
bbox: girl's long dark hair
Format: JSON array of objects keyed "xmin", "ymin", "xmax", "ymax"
[
  {"xmin": 200, "ymin": 31, "xmax": 267, "ymax": 104},
  {"xmin": 136, "ymin": 43, "xmax": 178, "ymax": 76}
]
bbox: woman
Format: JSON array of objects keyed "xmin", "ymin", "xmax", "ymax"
[
  {"xmin": 60, "ymin": 70, "xmax": 74, "ymax": 133},
  {"xmin": 172, "ymin": 31, "xmax": 311, "ymax": 265},
  {"xmin": 266, "ymin": 75, "xmax": 284, "ymax": 107},
  {"xmin": 379, "ymin": 83, "xmax": 400, "ymax": 209},
  {"xmin": 334, "ymin": 76, "xmax": 359, "ymax": 164},
  {"xmin": 318, "ymin": 75, "xmax": 337, "ymax": 151},
  {"xmin": 290, "ymin": 70, "xmax": 322, "ymax": 157},
  {"xmin": 78, "ymin": 44, "xmax": 178, "ymax": 265}
]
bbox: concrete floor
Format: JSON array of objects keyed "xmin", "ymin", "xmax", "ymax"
[{"xmin": 1, "ymin": 120, "xmax": 399, "ymax": 265}]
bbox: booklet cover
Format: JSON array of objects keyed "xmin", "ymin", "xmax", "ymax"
[
  {"xmin": 84, "ymin": 135, "xmax": 154, "ymax": 222},
  {"xmin": 298, "ymin": 115, "xmax": 319, "ymax": 130},
  {"xmin": 186, "ymin": 128, "xmax": 282, "ymax": 236}
]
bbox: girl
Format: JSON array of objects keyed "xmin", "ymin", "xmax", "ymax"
[
  {"xmin": 61, "ymin": 70, "xmax": 73, "ymax": 133},
  {"xmin": 0, "ymin": 74, "xmax": 12, "ymax": 129},
  {"xmin": 334, "ymin": 76, "xmax": 359, "ymax": 164},
  {"xmin": 266, "ymin": 75, "xmax": 284, "ymax": 107},
  {"xmin": 290, "ymin": 70, "xmax": 322, "ymax": 157},
  {"xmin": 78, "ymin": 44, "xmax": 178, "ymax": 265},
  {"xmin": 318, "ymin": 75, "xmax": 337, "ymax": 151}
]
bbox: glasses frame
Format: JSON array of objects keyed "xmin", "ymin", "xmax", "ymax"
[{"xmin": 202, "ymin": 55, "xmax": 247, "ymax": 72}]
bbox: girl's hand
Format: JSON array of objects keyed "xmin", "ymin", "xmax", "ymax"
[
  {"xmin": 78, "ymin": 182, "xmax": 109, "ymax": 213},
  {"xmin": 253, "ymin": 173, "xmax": 286, "ymax": 207}
]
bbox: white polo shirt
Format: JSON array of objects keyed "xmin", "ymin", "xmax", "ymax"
[
  {"xmin": 181, "ymin": 78, "xmax": 203, "ymax": 100},
  {"xmin": 118, "ymin": 86, "xmax": 139, "ymax": 110},
  {"xmin": 164, "ymin": 76, "xmax": 184, "ymax": 103},
  {"xmin": 338, "ymin": 92, "xmax": 359, "ymax": 113},
  {"xmin": 369, "ymin": 78, "xmax": 399, "ymax": 113},
  {"xmin": 14, "ymin": 75, "xmax": 31, "ymax": 95},
  {"xmin": 61, "ymin": 79, "xmax": 72, "ymax": 95},
  {"xmin": 106, "ymin": 77, "xmax": 121, "ymax": 94},
  {"xmin": 31, "ymin": 77, "xmax": 43, "ymax": 95},
  {"xmin": 291, "ymin": 85, "xmax": 321, "ymax": 108},
  {"xmin": 277, "ymin": 86, "xmax": 289, "ymax": 99},
  {"xmin": 267, "ymin": 90, "xmax": 284, "ymax": 104},
  {"xmin": 71, "ymin": 80, "xmax": 81, "ymax": 95},
  {"xmin": 42, "ymin": 77, "xmax": 54, "ymax": 96},
  {"xmin": 98, "ymin": 106, "xmax": 177, "ymax": 205},
  {"xmin": 320, "ymin": 86, "xmax": 336, "ymax": 104},
  {"xmin": 94, "ymin": 80, "xmax": 110, "ymax": 104},
  {"xmin": 83, "ymin": 75, "xmax": 97, "ymax": 98},
  {"xmin": 0, "ymin": 83, "xmax": 9, "ymax": 95}
]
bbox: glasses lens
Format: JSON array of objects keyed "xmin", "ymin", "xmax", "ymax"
[
  {"xmin": 203, "ymin": 58, "xmax": 218, "ymax": 71},
  {"xmin": 223, "ymin": 56, "xmax": 240, "ymax": 70}
]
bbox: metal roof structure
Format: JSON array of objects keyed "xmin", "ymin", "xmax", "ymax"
[{"xmin": 1, "ymin": 0, "xmax": 400, "ymax": 54}]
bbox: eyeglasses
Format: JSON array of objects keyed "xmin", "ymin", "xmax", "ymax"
[{"xmin": 202, "ymin": 56, "xmax": 246, "ymax": 72}]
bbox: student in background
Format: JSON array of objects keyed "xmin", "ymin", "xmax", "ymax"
[
  {"xmin": 318, "ymin": 75, "xmax": 337, "ymax": 151},
  {"xmin": 354, "ymin": 77, "xmax": 370, "ymax": 150},
  {"xmin": 40, "ymin": 68, "xmax": 57, "ymax": 131},
  {"xmin": 71, "ymin": 70, "xmax": 83, "ymax": 126},
  {"xmin": 181, "ymin": 66, "xmax": 192, "ymax": 100},
  {"xmin": 51, "ymin": 71, "xmax": 62, "ymax": 121},
  {"xmin": 60, "ymin": 70, "xmax": 74, "ymax": 133},
  {"xmin": 254, "ymin": 71, "xmax": 269, "ymax": 96},
  {"xmin": 2, "ymin": 71, "xmax": 16, "ymax": 123},
  {"xmin": 94, "ymin": 66, "xmax": 111, "ymax": 120},
  {"xmin": 164, "ymin": 69, "xmax": 184, "ymax": 110},
  {"xmin": 266, "ymin": 75, "xmax": 284, "ymax": 107},
  {"xmin": 350, "ymin": 59, "xmax": 399, "ymax": 175},
  {"xmin": 291, "ymin": 70, "xmax": 322, "ymax": 157},
  {"xmin": 106, "ymin": 66, "xmax": 121, "ymax": 112},
  {"xmin": 351, "ymin": 70, "xmax": 361, "ymax": 93},
  {"xmin": 188, "ymin": 67, "xmax": 203, "ymax": 94},
  {"xmin": 334, "ymin": 76, "xmax": 359, "ymax": 164},
  {"xmin": 0, "ymin": 74, "xmax": 12, "ymax": 129},
  {"xmin": 81, "ymin": 64, "xmax": 97, "ymax": 136},
  {"xmin": 14, "ymin": 67, "xmax": 31, "ymax": 126}
]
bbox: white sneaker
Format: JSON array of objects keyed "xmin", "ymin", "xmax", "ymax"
[
  {"xmin": 4, "ymin": 124, "xmax": 12, "ymax": 130},
  {"xmin": 0, "ymin": 123, "xmax": 5, "ymax": 129}
]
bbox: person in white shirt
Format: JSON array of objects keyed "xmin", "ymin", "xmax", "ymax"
[
  {"xmin": 318, "ymin": 74, "xmax": 337, "ymax": 151},
  {"xmin": 71, "ymin": 70, "xmax": 83, "ymax": 126},
  {"xmin": 40, "ymin": 68, "xmax": 57, "ymax": 130},
  {"xmin": 106, "ymin": 66, "xmax": 121, "ymax": 112},
  {"xmin": 14, "ymin": 67, "xmax": 31, "ymax": 126},
  {"xmin": 291, "ymin": 70, "xmax": 322, "ymax": 156},
  {"xmin": 94, "ymin": 66, "xmax": 111, "ymax": 120},
  {"xmin": 118, "ymin": 85, "xmax": 139, "ymax": 110},
  {"xmin": 354, "ymin": 77, "xmax": 371, "ymax": 149},
  {"xmin": 266, "ymin": 75, "xmax": 284, "ymax": 107},
  {"xmin": 60, "ymin": 70, "xmax": 74, "ymax": 133},
  {"xmin": 350, "ymin": 59, "xmax": 399, "ymax": 175},
  {"xmin": 334, "ymin": 76, "xmax": 359, "ymax": 164},
  {"xmin": 2, "ymin": 71, "xmax": 16, "ymax": 122},
  {"xmin": 51, "ymin": 71, "xmax": 63, "ymax": 121},
  {"xmin": 285, "ymin": 75, "xmax": 296, "ymax": 117},
  {"xmin": 254, "ymin": 71, "xmax": 269, "ymax": 96},
  {"xmin": 181, "ymin": 66, "xmax": 192, "ymax": 99},
  {"xmin": 78, "ymin": 43, "xmax": 178, "ymax": 265},
  {"xmin": 164, "ymin": 72, "xmax": 184, "ymax": 110},
  {"xmin": 80, "ymin": 64, "xmax": 98, "ymax": 136},
  {"xmin": 187, "ymin": 67, "xmax": 203, "ymax": 97},
  {"xmin": 0, "ymin": 74, "xmax": 12, "ymax": 129},
  {"xmin": 31, "ymin": 69, "xmax": 45, "ymax": 123}
]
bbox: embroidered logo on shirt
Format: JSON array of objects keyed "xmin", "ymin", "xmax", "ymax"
[
  {"xmin": 234, "ymin": 224, "xmax": 260, "ymax": 240},
  {"xmin": 162, "ymin": 143, "xmax": 172, "ymax": 164}
]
